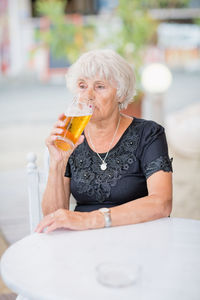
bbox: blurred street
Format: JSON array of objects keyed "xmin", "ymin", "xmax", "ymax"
[{"xmin": 0, "ymin": 69, "xmax": 200, "ymax": 244}]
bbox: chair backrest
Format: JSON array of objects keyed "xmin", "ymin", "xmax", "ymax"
[
  {"xmin": 27, "ymin": 148, "xmax": 76, "ymax": 233},
  {"xmin": 26, "ymin": 150, "xmax": 49, "ymax": 233}
]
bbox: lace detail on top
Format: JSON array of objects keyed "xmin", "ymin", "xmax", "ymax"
[
  {"xmin": 144, "ymin": 156, "xmax": 173, "ymax": 179},
  {"xmin": 68, "ymin": 122, "xmax": 140, "ymax": 203}
]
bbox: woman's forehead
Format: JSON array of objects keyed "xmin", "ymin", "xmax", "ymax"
[
  {"xmin": 77, "ymin": 76, "xmax": 117, "ymax": 86},
  {"xmin": 78, "ymin": 76, "xmax": 107, "ymax": 82}
]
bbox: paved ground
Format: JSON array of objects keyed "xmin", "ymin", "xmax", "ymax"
[{"xmin": 0, "ymin": 70, "xmax": 200, "ymax": 246}]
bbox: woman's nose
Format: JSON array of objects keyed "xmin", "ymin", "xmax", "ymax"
[{"xmin": 86, "ymin": 87, "xmax": 95, "ymax": 101}]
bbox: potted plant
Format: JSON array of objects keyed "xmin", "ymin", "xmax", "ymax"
[
  {"xmin": 92, "ymin": 0, "xmax": 157, "ymax": 117},
  {"xmin": 114, "ymin": 0, "xmax": 158, "ymax": 117}
]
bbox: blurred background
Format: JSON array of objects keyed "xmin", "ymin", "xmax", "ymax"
[{"xmin": 0, "ymin": 0, "xmax": 200, "ymax": 296}]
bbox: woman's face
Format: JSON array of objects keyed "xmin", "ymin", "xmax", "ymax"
[{"xmin": 76, "ymin": 77, "xmax": 119, "ymax": 121}]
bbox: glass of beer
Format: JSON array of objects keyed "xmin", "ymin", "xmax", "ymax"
[{"xmin": 54, "ymin": 95, "xmax": 93, "ymax": 151}]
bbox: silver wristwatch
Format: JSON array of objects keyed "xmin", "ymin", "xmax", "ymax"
[{"xmin": 98, "ymin": 207, "xmax": 111, "ymax": 228}]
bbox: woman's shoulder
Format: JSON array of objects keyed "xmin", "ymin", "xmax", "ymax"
[
  {"xmin": 131, "ymin": 117, "xmax": 164, "ymax": 135},
  {"xmin": 132, "ymin": 117, "xmax": 163, "ymax": 127},
  {"xmin": 128, "ymin": 117, "xmax": 166, "ymax": 153}
]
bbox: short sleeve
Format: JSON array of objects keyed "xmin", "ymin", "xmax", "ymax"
[
  {"xmin": 140, "ymin": 121, "xmax": 173, "ymax": 179},
  {"xmin": 65, "ymin": 160, "xmax": 71, "ymax": 178}
]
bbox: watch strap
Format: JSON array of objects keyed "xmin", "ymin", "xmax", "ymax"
[{"xmin": 98, "ymin": 208, "xmax": 111, "ymax": 228}]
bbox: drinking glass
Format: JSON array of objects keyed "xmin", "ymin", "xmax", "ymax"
[
  {"xmin": 95, "ymin": 261, "xmax": 141, "ymax": 288},
  {"xmin": 54, "ymin": 95, "xmax": 93, "ymax": 151}
]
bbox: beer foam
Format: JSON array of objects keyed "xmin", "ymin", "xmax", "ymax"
[
  {"xmin": 64, "ymin": 111, "xmax": 92, "ymax": 117},
  {"xmin": 65, "ymin": 104, "xmax": 93, "ymax": 117}
]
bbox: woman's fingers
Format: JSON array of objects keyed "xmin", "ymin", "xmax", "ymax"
[
  {"xmin": 45, "ymin": 222, "xmax": 61, "ymax": 234},
  {"xmin": 74, "ymin": 135, "xmax": 85, "ymax": 148},
  {"xmin": 46, "ymin": 115, "xmax": 84, "ymax": 156},
  {"xmin": 58, "ymin": 113, "xmax": 66, "ymax": 121},
  {"xmin": 50, "ymin": 128, "xmax": 64, "ymax": 136},
  {"xmin": 53, "ymin": 113, "xmax": 67, "ymax": 128},
  {"xmin": 53, "ymin": 120, "xmax": 66, "ymax": 129},
  {"xmin": 35, "ymin": 214, "xmax": 55, "ymax": 233},
  {"xmin": 45, "ymin": 134, "xmax": 59, "ymax": 146},
  {"xmin": 35, "ymin": 209, "xmax": 70, "ymax": 233},
  {"xmin": 35, "ymin": 209, "xmax": 88, "ymax": 233}
]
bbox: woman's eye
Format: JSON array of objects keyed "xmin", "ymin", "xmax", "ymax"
[
  {"xmin": 79, "ymin": 84, "xmax": 86, "ymax": 89},
  {"xmin": 97, "ymin": 85, "xmax": 105, "ymax": 89}
]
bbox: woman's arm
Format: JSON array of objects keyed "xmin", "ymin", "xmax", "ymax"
[
  {"xmin": 41, "ymin": 113, "xmax": 84, "ymax": 217},
  {"xmin": 36, "ymin": 170, "xmax": 172, "ymax": 233},
  {"xmin": 42, "ymin": 165, "xmax": 70, "ymax": 216},
  {"xmin": 109, "ymin": 170, "xmax": 172, "ymax": 227}
]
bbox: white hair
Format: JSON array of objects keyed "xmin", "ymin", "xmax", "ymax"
[{"xmin": 65, "ymin": 49, "xmax": 136, "ymax": 109}]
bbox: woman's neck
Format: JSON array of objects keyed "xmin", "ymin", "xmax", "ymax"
[
  {"xmin": 85, "ymin": 113, "xmax": 133, "ymax": 153},
  {"xmin": 87, "ymin": 112, "xmax": 121, "ymax": 137}
]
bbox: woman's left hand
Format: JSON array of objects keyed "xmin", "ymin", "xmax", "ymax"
[{"xmin": 35, "ymin": 209, "xmax": 92, "ymax": 233}]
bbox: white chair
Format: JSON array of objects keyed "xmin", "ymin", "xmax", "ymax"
[
  {"xmin": 17, "ymin": 154, "xmax": 49, "ymax": 300},
  {"xmin": 26, "ymin": 149, "xmax": 49, "ymax": 233},
  {"xmin": 26, "ymin": 148, "xmax": 76, "ymax": 234},
  {"xmin": 22, "ymin": 150, "xmax": 76, "ymax": 300}
]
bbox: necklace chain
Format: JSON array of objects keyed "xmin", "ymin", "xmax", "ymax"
[{"xmin": 87, "ymin": 116, "xmax": 121, "ymax": 170}]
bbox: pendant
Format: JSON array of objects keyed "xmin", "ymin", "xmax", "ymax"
[{"xmin": 100, "ymin": 162, "xmax": 107, "ymax": 171}]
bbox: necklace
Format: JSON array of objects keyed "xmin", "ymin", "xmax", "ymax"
[{"xmin": 87, "ymin": 116, "xmax": 121, "ymax": 171}]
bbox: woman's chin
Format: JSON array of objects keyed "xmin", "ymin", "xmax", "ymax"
[
  {"xmin": 90, "ymin": 111, "xmax": 100, "ymax": 122},
  {"xmin": 90, "ymin": 115, "xmax": 98, "ymax": 123}
]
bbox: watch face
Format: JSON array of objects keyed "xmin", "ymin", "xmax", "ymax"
[
  {"xmin": 99, "ymin": 208, "xmax": 109, "ymax": 213},
  {"xmin": 99, "ymin": 207, "xmax": 111, "ymax": 227}
]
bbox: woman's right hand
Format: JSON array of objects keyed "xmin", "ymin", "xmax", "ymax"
[{"xmin": 46, "ymin": 113, "xmax": 84, "ymax": 168}]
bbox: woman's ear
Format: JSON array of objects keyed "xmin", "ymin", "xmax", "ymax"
[{"xmin": 117, "ymin": 95, "xmax": 125, "ymax": 104}]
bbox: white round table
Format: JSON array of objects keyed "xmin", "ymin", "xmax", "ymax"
[{"xmin": 1, "ymin": 217, "xmax": 200, "ymax": 300}]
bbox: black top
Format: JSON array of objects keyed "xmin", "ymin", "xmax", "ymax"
[{"xmin": 65, "ymin": 118, "xmax": 173, "ymax": 212}]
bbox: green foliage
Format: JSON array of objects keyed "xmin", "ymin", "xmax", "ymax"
[
  {"xmin": 35, "ymin": 0, "xmax": 94, "ymax": 63},
  {"xmin": 103, "ymin": 0, "xmax": 191, "ymax": 85},
  {"xmin": 144, "ymin": 0, "xmax": 191, "ymax": 8},
  {"xmin": 110, "ymin": 0, "xmax": 158, "ymax": 86},
  {"xmin": 194, "ymin": 18, "xmax": 200, "ymax": 26},
  {"xmin": 117, "ymin": 2, "xmax": 156, "ymax": 52},
  {"xmin": 111, "ymin": 0, "xmax": 191, "ymax": 97}
]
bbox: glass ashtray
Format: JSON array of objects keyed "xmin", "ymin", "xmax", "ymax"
[{"xmin": 95, "ymin": 261, "xmax": 141, "ymax": 288}]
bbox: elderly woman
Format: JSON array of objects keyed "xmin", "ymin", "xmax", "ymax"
[{"xmin": 36, "ymin": 49, "xmax": 172, "ymax": 233}]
